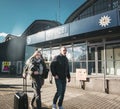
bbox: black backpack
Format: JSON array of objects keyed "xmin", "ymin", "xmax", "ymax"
[
  {"xmin": 43, "ymin": 68, "xmax": 49, "ymax": 79},
  {"xmin": 42, "ymin": 61, "xmax": 49, "ymax": 79}
]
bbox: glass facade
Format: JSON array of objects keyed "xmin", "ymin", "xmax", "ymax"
[
  {"xmin": 73, "ymin": 44, "xmax": 87, "ymax": 72},
  {"xmin": 33, "ymin": 0, "xmax": 120, "ymax": 76},
  {"xmin": 42, "ymin": 48, "xmax": 51, "ymax": 61},
  {"xmin": 88, "ymin": 47, "xmax": 95, "ymax": 75},
  {"xmin": 74, "ymin": 0, "xmax": 120, "ymax": 21},
  {"xmin": 106, "ymin": 45, "xmax": 120, "ymax": 75},
  {"xmin": 41, "ymin": 43, "xmax": 87, "ymax": 73},
  {"xmin": 41, "ymin": 40, "xmax": 120, "ymax": 76}
]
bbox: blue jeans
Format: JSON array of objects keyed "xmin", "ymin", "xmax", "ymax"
[{"xmin": 53, "ymin": 78, "xmax": 66, "ymax": 106}]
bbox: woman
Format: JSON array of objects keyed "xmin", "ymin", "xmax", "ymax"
[{"xmin": 23, "ymin": 50, "xmax": 47, "ymax": 109}]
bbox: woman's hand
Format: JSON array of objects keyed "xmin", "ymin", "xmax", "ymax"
[
  {"xmin": 22, "ymin": 73, "xmax": 27, "ymax": 79},
  {"xmin": 55, "ymin": 75, "xmax": 59, "ymax": 79},
  {"xmin": 34, "ymin": 71, "xmax": 39, "ymax": 75}
]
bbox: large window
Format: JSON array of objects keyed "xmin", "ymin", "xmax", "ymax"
[
  {"xmin": 106, "ymin": 45, "xmax": 120, "ymax": 75},
  {"xmin": 43, "ymin": 48, "xmax": 51, "ymax": 61},
  {"xmin": 94, "ymin": 0, "xmax": 112, "ymax": 14},
  {"xmin": 112, "ymin": 0, "xmax": 120, "ymax": 9},
  {"xmin": 88, "ymin": 47, "xmax": 95, "ymax": 75},
  {"xmin": 73, "ymin": 44, "xmax": 87, "ymax": 72},
  {"xmin": 88, "ymin": 46, "xmax": 104, "ymax": 75},
  {"xmin": 74, "ymin": 0, "xmax": 120, "ymax": 22},
  {"xmin": 51, "ymin": 47, "xmax": 60, "ymax": 59},
  {"xmin": 66, "ymin": 46, "xmax": 73, "ymax": 73}
]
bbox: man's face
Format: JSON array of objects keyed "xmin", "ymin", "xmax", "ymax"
[{"xmin": 61, "ymin": 47, "xmax": 67, "ymax": 56}]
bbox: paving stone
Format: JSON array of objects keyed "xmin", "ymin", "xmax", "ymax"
[{"xmin": 1, "ymin": 77, "xmax": 120, "ymax": 109}]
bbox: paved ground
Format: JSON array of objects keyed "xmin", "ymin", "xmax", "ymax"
[{"xmin": 1, "ymin": 76, "xmax": 120, "ymax": 109}]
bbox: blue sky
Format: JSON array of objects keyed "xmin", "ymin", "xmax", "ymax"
[{"xmin": 0, "ymin": 0, "xmax": 85, "ymax": 42}]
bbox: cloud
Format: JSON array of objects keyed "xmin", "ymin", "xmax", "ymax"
[{"xmin": 0, "ymin": 32, "xmax": 8, "ymax": 37}]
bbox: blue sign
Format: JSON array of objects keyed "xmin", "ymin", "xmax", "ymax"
[
  {"xmin": 27, "ymin": 9, "xmax": 120, "ymax": 46},
  {"xmin": 46, "ymin": 24, "xmax": 69, "ymax": 41},
  {"xmin": 27, "ymin": 31, "xmax": 45, "ymax": 45},
  {"xmin": 70, "ymin": 9, "xmax": 119, "ymax": 36}
]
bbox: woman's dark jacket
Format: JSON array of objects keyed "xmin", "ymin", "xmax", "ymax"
[{"xmin": 30, "ymin": 57, "xmax": 48, "ymax": 79}]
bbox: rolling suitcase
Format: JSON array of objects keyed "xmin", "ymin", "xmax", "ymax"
[{"xmin": 14, "ymin": 78, "xmax": 28, "ymax": 109}]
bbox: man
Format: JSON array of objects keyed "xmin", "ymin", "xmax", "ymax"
[{"xmin": 50, "ymin": 46, "xmax": 71, "ymax": 109}]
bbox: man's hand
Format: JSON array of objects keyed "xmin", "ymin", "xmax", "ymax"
[
  {"xmin": 55, "ymin": 75, "xmax": 59, "ymax": 79},
  {"xmin": 68, "ymin": 78, "xmax": 71, "ymax": 82},
  {"xmin": 34, "ymin": 71, "xmax": 39, "ymax": 75}
]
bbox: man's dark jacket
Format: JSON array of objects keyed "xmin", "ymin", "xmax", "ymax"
[{"xmin": 50, "ymin": 54, "xmax": 70, "ymax": 79}]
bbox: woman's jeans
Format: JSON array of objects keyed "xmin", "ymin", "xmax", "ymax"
[
  {"xmin": 31, "ymin": 75, "xmax": 44, "ymax": 109},
  {"xmin": 53, "ymin": 78, "xmax": 66, "ymax": 106}
]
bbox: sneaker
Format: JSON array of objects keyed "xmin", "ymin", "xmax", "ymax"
[
  {"xmin": 58, "ymin": 106, "xmax": 64, "ymax": 109},
  {"xmin": 52, "ymin": 104, "xmax": 57, "ymax": 109},
  {"xmin": 29, "ymin": 103, "xmax": 36, "ymax": 109}
]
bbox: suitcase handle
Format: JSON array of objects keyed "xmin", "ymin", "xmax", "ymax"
[{"xmin": 23, "ymin": 78, "xmax": 27, "ymax": 93}]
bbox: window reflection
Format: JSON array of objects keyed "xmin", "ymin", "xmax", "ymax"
[
  {"xmin": 51, "ymin": 48, "xmax": 60, "ymax": 59},
  {"xmin": 73, "ymin": 44, "xmax": 87, "ymax": 73},
  {"xmin": 73, "ymin": 45, "xmax": 86, "ymax": 61},
  {"xmin": 66, "ymin": 47, "xmax": 72, "ymax": 61},
  {"xmin": 88, "ymin": 47, "xmax": 95, "ymax": 75},
  {"xmin": 43, "ymin": 49, "xmax": 51, "ymax": 61}
]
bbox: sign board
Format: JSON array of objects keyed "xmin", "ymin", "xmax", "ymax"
[
  {"xmin": 76, "ymin": 68, "xmax": 87, "ymax": 81},
  {"xmin": 1, "ymin": 61, "xmax": 11, "ymax": 72}
]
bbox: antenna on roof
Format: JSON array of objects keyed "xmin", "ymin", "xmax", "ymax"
[
  {"xmin": 55, "ymin": 0, "xmax": 61, "ymax": 22},
  {"xmin": 58, "ymin": 0, "xmax": 60, "ymax": 22}
]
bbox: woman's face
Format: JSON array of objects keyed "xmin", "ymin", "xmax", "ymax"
[{"xmin": 35, "ymin": 52, "xmax": 41, "ymax": 59}]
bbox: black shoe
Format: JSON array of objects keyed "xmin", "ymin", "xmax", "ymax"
[{"xmin": 31, "ymin": 97, "xmax": 35, "ymax": 106}]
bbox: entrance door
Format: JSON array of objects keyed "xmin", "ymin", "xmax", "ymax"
[
  {"xmin": 88, "ymin": 46, "xmax": 104, "ymax": 75},
  {"xmin": 114, "ymin": 47, "xmax": 120, "ymax": 75},
  {"xmin": 106, "ymin": 48, "xmax": 114, "ymax": 75}
]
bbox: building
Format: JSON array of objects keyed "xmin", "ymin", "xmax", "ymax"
[
  {"xmin": 0, "ymin": 36, "xmax": 26, "ymax": 75},
  {"xmin": 26, "ymin": 0, "xmax": 120, "ymax": 95},
  {"xmin": 22, "ymin": 20, "xmax": 62, "ymax": 60},
  {"xmin": 22, "ymin": 20, "xmax": 62, "ymax": 37},
  {"xmin": 0, "ymin": 20, "xmax": 62, "ymax": 75},
  {"xmin": 5, "ymin": 34, "xmax": 17, "ymax": 42}
]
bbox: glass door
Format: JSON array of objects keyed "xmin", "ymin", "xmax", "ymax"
[
  {"xmin": 88, "ymin": 47, "xmax": 95, "ymax": 75},
  {"xmin": 106, "ymin": 45, "xmax": 120, "ymax": 75},
  {"xmin": 106, "ymin": 48, "xmax": 114, "ymax": 75},
  {"xmin": 114, "ymin": 47, "xmax": 120, "ymax": 75},
  {"xmin": 88, "ymin": 46, "xmax": 104, "ymax": 75},
  {"xmin": 97, "ymin": 46, "xmax": 104, "ymax": 74}
]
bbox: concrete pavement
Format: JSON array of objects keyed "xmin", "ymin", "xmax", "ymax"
[{"xmin": 0, "ymin": 76, "xmax": 120, "ymax": 109}]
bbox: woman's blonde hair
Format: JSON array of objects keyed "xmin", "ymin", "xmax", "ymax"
[{"xmin": 26, "ymin": 50, "xmax": 43, "ymax": 65}]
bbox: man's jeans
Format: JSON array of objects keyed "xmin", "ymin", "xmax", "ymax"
[{"xmin": 53, "ymin": 78, "xmax": 66, "ymax": 106}]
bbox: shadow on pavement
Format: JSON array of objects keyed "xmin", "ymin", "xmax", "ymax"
[
  {"xmin": 0, "ymin": 74, "xmax": 22, "ymax": 78},
  {"xmin": 29, "ymin": 105, "xmax": 50, "ymax": 109},
  {"xmin": 42, "ymin": 107, "xmax": 50, "ymax": 109},
  {"xmin": 0, "ymin": 84, "xmax": 31, "ymax": 88},
  {"xmin": 0, "ymin": 84, "xmax": 22, "ymax": 88}
]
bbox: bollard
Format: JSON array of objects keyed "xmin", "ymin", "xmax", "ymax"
[{"xmin": 105, "ymin": 79, "xmax": 109, "ymax": 94}]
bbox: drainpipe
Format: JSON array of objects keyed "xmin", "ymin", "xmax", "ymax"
[{"xmin": 103, "ymin": 39, "xmax": 109, "ymax": 94}]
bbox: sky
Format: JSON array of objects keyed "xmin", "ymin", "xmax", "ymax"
[{"xmin": 0, "ymin": 0, "xmax": 85, "ymax": 42}]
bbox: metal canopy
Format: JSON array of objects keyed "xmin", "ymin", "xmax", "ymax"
[{"xmin": 27, "ymin": 9, "xmax": 120, "ymax": 48}]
